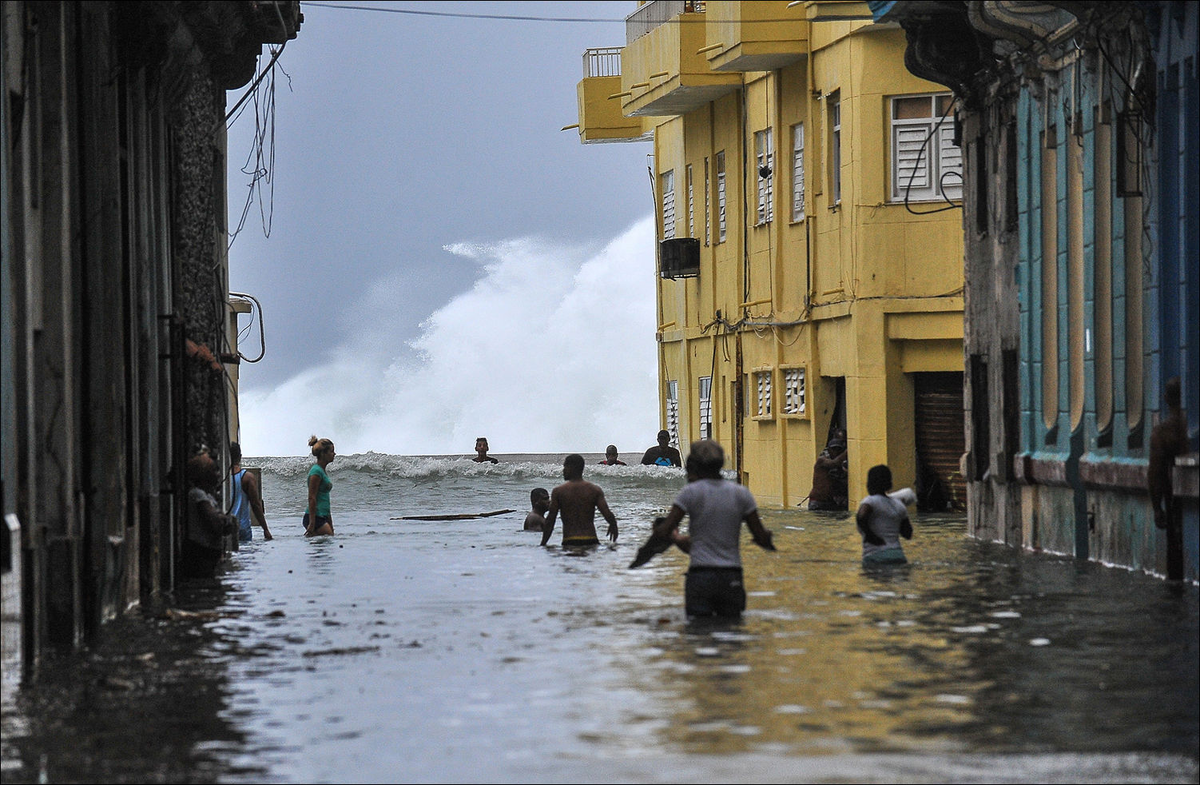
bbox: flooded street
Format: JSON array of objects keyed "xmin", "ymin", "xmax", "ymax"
[{"xmin": 3, "ymin": 455, "xmax": 1197, "ymax": 783}]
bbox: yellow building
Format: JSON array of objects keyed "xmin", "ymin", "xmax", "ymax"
[{"xmin": 576, "ymin": 1, "xmax": 966, "ymax": 508}]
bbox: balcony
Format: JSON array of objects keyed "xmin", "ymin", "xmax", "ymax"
[
  {"xmin": 621, "ymin": 1, "xmax": 741, "ymax": 117},
  {"xmin": 575, "ymin": 48, "xmax": 651, "ymax": 143},
  {"xmin": 705, "ymin": 1, "xmax": 808, "ymax": 72}
]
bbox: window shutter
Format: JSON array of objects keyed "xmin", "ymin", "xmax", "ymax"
[
  {"xmin": 792, "ymin": 124, "xmax": 805, "ymax": 221},
  {"xmin": 895, "ymin": 123, "xmax": 932, "ymax": 197},
  {"xmin": 662, "ymin": 170, "xmax": 675, "ymax": 240},
  {"xmin": 938, "ymin": 123, "xmax": 963, "ymax": 200}
]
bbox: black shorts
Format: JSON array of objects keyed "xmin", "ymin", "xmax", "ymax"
[
  {"xmin": 302, "ymin": 512, "xmax": 333, "ymax": 533},
  {"xmin": 684, "ymin": 566, "xmax": 746, "ymax": 618}
]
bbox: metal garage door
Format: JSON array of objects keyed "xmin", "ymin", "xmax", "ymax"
[{"xmin": 914, "ymin": 372, "xmax": 966, "ymax": 511}]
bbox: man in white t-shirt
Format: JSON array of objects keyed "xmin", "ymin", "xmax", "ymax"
[{"xmin": 654, "ymin": 440, "xmax": 775, "ymax": 617}]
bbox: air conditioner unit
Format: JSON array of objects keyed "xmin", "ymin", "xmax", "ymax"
[{"xmin": 659, "ymin": 237, "xmax": 700, "ymax": 279}]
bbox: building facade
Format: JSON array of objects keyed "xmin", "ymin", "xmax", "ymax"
[
  {"xmin": 1, "ymin": 0, "xmax": 300, "ymax": 680},
  {"xmin": 875, "ymin": 1, "xmax": 1198, "ymax": 580},
  {"xmin": 575, "ymin": 1, "xmax": 967, "ymax": 508}
]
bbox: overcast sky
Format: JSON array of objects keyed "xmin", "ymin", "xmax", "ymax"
[{"xmin": 225, "ymin": 1, "xmax": 659, "ymax": 456}]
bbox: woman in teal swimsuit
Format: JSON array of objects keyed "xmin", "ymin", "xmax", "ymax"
[{"xmin": 304, "ymin": 435, "xmax": 336, "ymax": 536}]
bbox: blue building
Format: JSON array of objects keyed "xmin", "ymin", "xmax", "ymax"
[{"xmin": 871, "ymin": 1, "xmax": 1198, "ymax": 580}]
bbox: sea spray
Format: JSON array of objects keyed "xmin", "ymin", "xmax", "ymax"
[{"xmin": 237, "ymin": 217, "xmax": 658, "ymax": 456}]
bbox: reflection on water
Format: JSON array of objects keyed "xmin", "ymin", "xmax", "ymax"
[{"xmin": 2, "ymin": 456, "xmax": 1197, "ymax": 783}]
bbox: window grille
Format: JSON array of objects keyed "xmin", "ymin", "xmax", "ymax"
[
  {"xmin": 791, "ymin": 123, "xmax": 805, "ymax": 221},
  {"xmin": 782, "ymin": 368, "xmax": 805, "ymax": 415},
  {"xmin": 661, "ymin": 170, "xmax": 675, "ymax": 240},
  {"xmin": 755, "ymin": 128, "xmax": 774, "ymax": 224},
  {"xmin": 890, "ymin": 93, "xmax": 962, "ymax": 203},
  {"xmin": 753, "ymin": 371, "xmax": 773, "ymax": 418},
  {"xmin": 686, "ymin": 164, "xmax": 695, "ymax": 238},
  {"xmin": 830, "ymin": 93, "xmax": 841, "ymax": 205},
  {"xmin": 667, "ymin": 380, "xmax": 680, "ymax": 446},
  {"xmin": 716, "ymin": 152, "xmax": 727, "ymax": 243},
  {"xmin": 699, "ymin": 376, "xmax": 712, "ymax": 439}
]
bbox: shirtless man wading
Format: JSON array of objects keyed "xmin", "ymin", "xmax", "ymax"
[{"xmin": 541, "ymin": 454, "xmax": 619, "ymax": 547}]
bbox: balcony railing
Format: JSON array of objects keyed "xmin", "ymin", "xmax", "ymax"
[
  {"xmin": 583, "ymin": 47, "xmax": 622, "ymax": 78},
  {"xmin": 626, "ymin": 0, "xmax": 706, "ymax": 44}
]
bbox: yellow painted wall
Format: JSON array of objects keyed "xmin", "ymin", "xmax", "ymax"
[{"xmin": 591, "ymin": 7, "xmax": 964, "ymax": 508}]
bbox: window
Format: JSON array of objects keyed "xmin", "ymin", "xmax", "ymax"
[
  {"xmin": 755, "ymin": 128, "xmax": 774, "ymax": 224},
  {"xmin": 699, "ymin": 376, "xmax": 712, "ymax": 439},
  {"xmin": 791, "ymin": 123, "xmax": 805, "ymax": 222},
  {"xmin": 1041, "ymin": 120, "xmax": 1059, "ymax": 433},
  {"xmin": 752, "ymin": 370, "xmax": 773, "ymax": 419},
  {"xmin": 666, "ymin": 380, "xmax": 679, "ymax": 446},
  {"xmin": 703, "ymin": 157, "xmax": 711, "ymax": 246},
  {"xmin": 686, "ymin": 164, "xmax": 695, "ymax": 238},
  {"xmin": 829, "ymin": 92, "xmax": 841, "ymax": 205},
  {"xmin": 661, "ymin": 170, "xmax": 676, "ymax": 240},
  {"xmin": 891, "ymin": 93, "xmax": 962, "ymax": 203},
  {"xmin": 782, "ymin": 367, "xmax": 805, "ymax": 415},
  {"xmin": 716, "ymin": 151, "xmax": 727, "ymax": 243}
]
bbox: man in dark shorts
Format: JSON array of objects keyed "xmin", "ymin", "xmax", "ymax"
[
  {"xmin": 640, "ymin": 430, "xmax": 682, "ymax": 467},
  {"xmin": 653, "ymin": 440, "xmax": 775, "ymax": 617},
  {"xmin": 541, "ymin": 454, "xmax": 618, "ymax": 547}
]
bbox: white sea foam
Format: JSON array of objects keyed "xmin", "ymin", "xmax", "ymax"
[{"xmin": 238, "ymin": 217, "xmax": 658, "ymax": 456}]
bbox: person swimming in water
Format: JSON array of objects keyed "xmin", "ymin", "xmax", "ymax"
[
  {"xmin": 473, "ymin": 437, "xmax": 499, "ymax": 464},
  {"xmin": 598, "ymin": 445, "xmax": 626, "ymax": 466},
  {"xmin": 540, "ymin": 454, "xmax": 618, "ymax": 547},
  {"xmin": 524, "ymin": 487, "xmax": 550, "ymax": 532},
  {"xmin": 640, "ymin": 430, "xmax": 682, "ymax": 467}
]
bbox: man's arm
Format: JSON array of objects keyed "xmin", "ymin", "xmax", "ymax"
[
  {"xmin": 243, "ymin": 472, "xmax": 272, "ymax": 541},
  {"xmin": 641, "ymin": 449, "xmax": 655, "ymax": 465},
  {"xmin": 596, "ymin": 490, "xmax": 618, "ymax": 542},
  {"xmin": 655, "ymin": 504, "xmax": 691, "ymax": 552},
  {"xmin": 856, "ymin": 505, "xmax": 886, "ymax": 545},
  {"xmin": 900, "ymin": 514, "xmax": 913, "ymax": 540},
  {"xmin": 744, "ymin": 510, "xmax": 775, "ymax": 551},
  {"xmin": 540, "ymin": 491, "xmax": 560, "ymax": 546},
  {"xmin": 196, "ymin": 494, "xmax": 236, "ymax": 537}
]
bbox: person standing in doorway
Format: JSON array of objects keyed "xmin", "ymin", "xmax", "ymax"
[
  {"xmin": 229, "ymin": 441, "xmax": 271, "ymax": 542},
  {"xmin": 304, "ymin": 435, "xmax": 336, "ymax": 537}
]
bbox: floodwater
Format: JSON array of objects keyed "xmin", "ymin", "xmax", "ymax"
[{"xmin": 2, "ymin": 453, "xmax": 1197, "ymax": 783}]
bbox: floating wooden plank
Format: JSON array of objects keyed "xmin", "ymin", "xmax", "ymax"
[{"xmin": 389, "ymin": 509, "xmax": 516, "ymax": 521}]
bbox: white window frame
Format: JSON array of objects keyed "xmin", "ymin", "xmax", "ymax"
[
  {"xmin": 698, "ymin": 375, "xmax": 713, "ymax": 439},
  {"xmin": 781, "ymin": 366, "xmax": 807, "ymax": 416},
  {"xmin": 716, "ymin": 151, "xmax": 727, "ymax": 244},
  {"xmin": 791, "ymin": 123, "xmax": 805, "ymax": 222},
  {"xmin": 666, "ymin": 380, "xmax": 680, "ymax": 446},
  {"xmin": 661, "ymin": 169, "xmax": 676, "ymax": 240},
  {"xmin": 686, "ymin": 164, "xmax": 695, "ymax": 238},
  {"xmin": 890, "ymin": 93, "xmax": 962, "ymax": 203},
  {"xmin": 829, "ymin": 93, "xmax": 841, "ymax": 206},
  {"xmin": 755, "ymin": 128, "xmax": 774, "ymax": 225},
  {"xmin": 751, "ymin": 368, "xmax": 774, "ymax": 420}
]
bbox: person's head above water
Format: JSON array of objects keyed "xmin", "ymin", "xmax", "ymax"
[
  {"xmin": 562, "ymin": 453, "xmax": 585, "ymax": 480},
  {"xmin": 309, "ymin": 435, "xmax": 335, "ymax": 462},
  {"xmin": 475, "ymin": 437, "xmax": 489, "ymax": 454},
  {"xmin": 866, "ymin": 464, "xmax": 893, "ymax": 496},
  {"xmin": 530, "ymin": 487, "xmax": 549, "ymax": 511},
  {"xmin": 657, "ymin": 429, "xmax": 671, "ymax": 447},
  {"xmin": 605, "ymin": 445, "xmax": 619, "ymax": 460},
  {"xmin": 685, "ymin": 439, "xmax": 725, "ymax": 480}
]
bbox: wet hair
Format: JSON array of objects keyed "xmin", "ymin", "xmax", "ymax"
[
  {"xmin": 563, "ymin": 454, "xmax": 585, "ymax": 475},
  {"xmin": 686, "ymin": 439, "xmax": 725, "ymax": 479},
  {"xmin": 530, "ymin": 487, "xmax": 549, "ymax": 504},
  {"xmin": 229, "ymin": 441, "xmax": 242, "ymax": 465},
  {"xmin": 867, "ymin": 464, "xmax": 893, "ymax": 496},
  {"xmin": 606, "ymin": 444, "xmax": 618, "ymax": 455},
  {"xmin": 309, "ymin": 435, "xmax": 334, "ymax": 458},
  {"xmin": 657, "ymin": 429, "xmax": 671, "ymax": 443}
]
